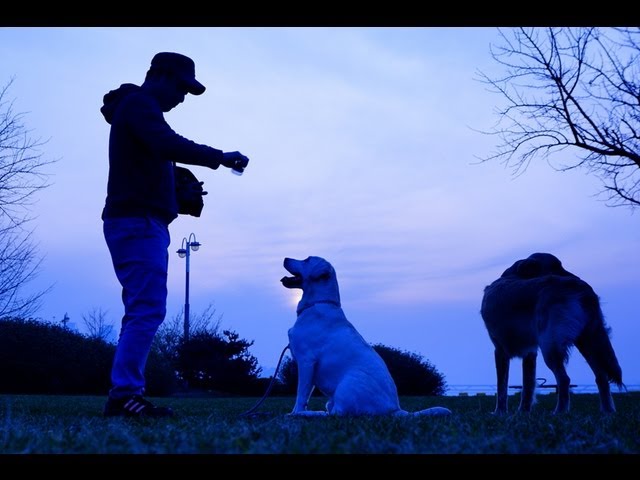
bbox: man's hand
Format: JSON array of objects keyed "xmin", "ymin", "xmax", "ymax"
[
  {"xmin": 186, "ymin": 180, "xmax": 207, "ymax": 197},
  {"xmin": 221, "ymin": 151, "xmax": 250, "ymax": 173}
]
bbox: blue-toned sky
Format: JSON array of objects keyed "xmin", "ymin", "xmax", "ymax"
[{"xmin": 1, "ymin": 27, "xmax": 638, "ymax": 389}]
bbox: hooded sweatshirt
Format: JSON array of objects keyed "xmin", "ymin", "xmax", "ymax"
[{"xmin": 100, "ymin": 83, "xmax": 224, "ymax": 224}]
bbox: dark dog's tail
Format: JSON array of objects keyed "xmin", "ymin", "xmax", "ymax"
[{"xmin": 575, "ymin": 289, "xmax": 624, "ymax": 390}]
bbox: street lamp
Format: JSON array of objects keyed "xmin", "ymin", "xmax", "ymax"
[{"xmin": 176, "ymin": 232, "xmax": 201, "ymax": 342}]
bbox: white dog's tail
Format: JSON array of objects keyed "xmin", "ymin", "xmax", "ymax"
[{"xmin": 395, "ymin": 406, "xmax": 452, "ymax": 417}]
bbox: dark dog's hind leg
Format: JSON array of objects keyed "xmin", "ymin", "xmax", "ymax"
[
  {"xmin": 494, "ymin": 348, "xmax": 510, "ymax": 414},
  {"xmin": 594, "ymin": 371, "xmax": 615, "ymax": 413},
  {"xmin": 519, "ymin": 351, "xmax": 537, "ymax": 412},
  {"xmin": 575, "ymin": 340, "xmax": 616, "ymax": 413},
  {"xmin": 540, "ymin": 346, "xmax": 571, "ymax": 414}
]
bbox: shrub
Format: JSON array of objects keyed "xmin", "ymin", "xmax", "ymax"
[
  {"xmin": 0, "ymin": 317, "xmax": 176, "ymax": 395},
  {"xmin": 372, "ymin": 344, "xmax": 447, "ymax": 396},
  {"xmin": 274, "ymin": 353, "xmax": 299, "ymax": 395},
  {"xmin": 175, "ymin": 329, "xmax": 263, "ymax": 395}
]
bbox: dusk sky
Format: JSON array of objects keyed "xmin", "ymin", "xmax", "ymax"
[{"xmin": 1, "ymin": 27, "xmax": 638, "ymax": 391}]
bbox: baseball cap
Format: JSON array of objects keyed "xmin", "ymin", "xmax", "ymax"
[{"xmin": 150, "ymin": 52, "xmax": 206, "ymax": 95}]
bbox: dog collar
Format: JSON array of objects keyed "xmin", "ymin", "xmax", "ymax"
[{"xmin": 297, "ymin": 300, "xmax": 341, "ymax": 316}]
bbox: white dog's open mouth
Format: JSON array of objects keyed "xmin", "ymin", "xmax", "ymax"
[
  {"xmin": 282, "ymin": 257, "xmax": 304, "ymax": 288},
  {"xmin": 280, "ymin": 274, "xmax": 303, "ymax": 289}
]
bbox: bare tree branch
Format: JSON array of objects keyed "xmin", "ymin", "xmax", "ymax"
[
  {"xmin": 0, "ymin": 77, "xmax": 55, "ymax": 317},
  {"xmin": 476, "ymin": 27, "xmax": 640, "ymax": 209},
  {"xmin": 81, "ymin": 306, "xmax": 114, "ymax": 342},
  {"xmin": 152, "ymin": 303, "xmax": 223, "ymax": 358}
]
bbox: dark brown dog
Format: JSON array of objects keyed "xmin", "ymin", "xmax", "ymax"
[{"xmin": 481, "ymin": 253, "xmax": 623, "ymax": 414}]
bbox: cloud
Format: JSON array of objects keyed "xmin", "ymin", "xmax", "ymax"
[{"xmin": 4, "ymin": 27, "xmax": 639, "ymax": 386}]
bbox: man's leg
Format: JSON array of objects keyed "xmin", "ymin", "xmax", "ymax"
[{"xmin": 103, "ymin": 216, "xmax": 173, "ymax": 416}]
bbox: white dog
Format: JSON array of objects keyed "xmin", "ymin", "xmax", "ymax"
[{"xmin": 281, "ymin": 256, "xmax": 451, "ymax": 417}]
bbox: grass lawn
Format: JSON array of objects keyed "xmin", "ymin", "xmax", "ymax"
[{"xmin": 0, "ymin": 392, "xmax": 638, "ymax": 456}]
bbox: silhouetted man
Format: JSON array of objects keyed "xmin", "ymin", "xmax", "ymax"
[{"xmin": 100, "ymin": 52, "xmax": 249, "ymax": 417}]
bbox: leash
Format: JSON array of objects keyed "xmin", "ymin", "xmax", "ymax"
[{"xmin": 238, "ymin": 344, "xmax": 291, "ymax": 417}]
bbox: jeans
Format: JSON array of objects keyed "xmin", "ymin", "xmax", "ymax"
[{"xmin": 103, "ymin": 216, "xmax": 170, "ymax": 399}]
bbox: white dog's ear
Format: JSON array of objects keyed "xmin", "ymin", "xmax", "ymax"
[{"xmin": 310, "ymin": 263, "xmax": 333, "ymax": 281}]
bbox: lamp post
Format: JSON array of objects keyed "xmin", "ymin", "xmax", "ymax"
[{"xmin": 176, "ymin": 232, "xmax": 201, "ymax": 342}]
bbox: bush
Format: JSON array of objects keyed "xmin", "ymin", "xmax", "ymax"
[
  {"xmin": 274, "ymin": 353, "xmax": 300, "ymax": 395},
  {"xmin": 0, "ymin": 317, "xmax": 176, "ymax": 395},
  {"xmin": 372, "ymin": 344, "xmax": 447, "ymax": 396},
  {"xmin": 175, "ymin": 329, "xmax": 263, "ymax": 395},
  {"xmin": 143, "ymin": 349, "xmax": 179, "ymax": 397}
]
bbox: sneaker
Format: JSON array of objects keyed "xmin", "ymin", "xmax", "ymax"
[{"xmin": 103, "ymin": 395, "xmax": 174, "ymax": 418}]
